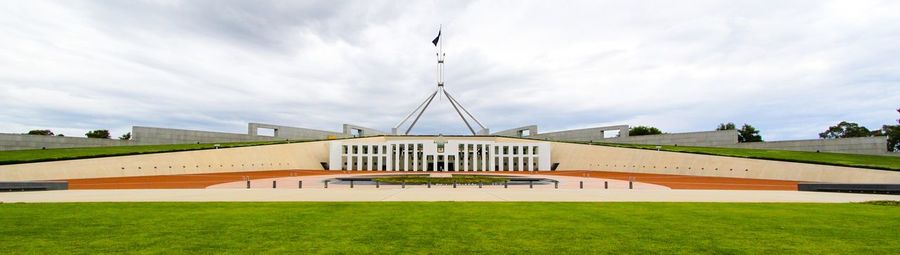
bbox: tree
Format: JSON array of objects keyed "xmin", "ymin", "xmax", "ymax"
[
  {"xmin": 738, "ymin": 124, "xmax": 763, "ymax": 143},
  {"xmin": 57, "ymin": 134, "xmax": 64, "ymax": 137},
  {"xmin": 818, "ymin": 121, "xmax": 872, "ymax": 139},
  {"xmin": 85, "ymin": 129, "xmax": 111, "ymax": 139},
  {"xmin": 716, "ymin": 122, "xmax": 736, "ymax": 131},
  {"xmin": 883, "ymin": 125, "xmax": 900, "ymax": 152},
  {"xmin": 27, "ymin": 130, "xmax": 54, "ymax": 136},
  {"xmin": 119, "ymin": 132, "xmax": 131, "ymax": 140},
  {"xmin": 628, "ymin": 126, "xmax": 662, "ymax": 136}
]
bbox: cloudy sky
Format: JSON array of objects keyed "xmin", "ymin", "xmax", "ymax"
[{"xmin": 1, "ymin": 0, "xmax": 898, "ymax": 140}]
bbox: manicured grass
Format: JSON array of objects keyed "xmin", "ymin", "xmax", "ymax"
[
  {"xmin": 373, "ymin": 175, "xmax": 509, "ymax": 185},
  {"xmin": 0, "ymin": 141, "xmax": 296, "ymax": 165},
  {"xmin": 597, "ymin": 143, "xmax": 900, "ymax": 171},
  {"xmin": 1, "ymin": 202, "xmax": 898, "ymax": 254}
]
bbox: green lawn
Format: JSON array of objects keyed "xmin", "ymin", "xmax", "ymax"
[
  {"xmin": 1, "ymin": 202, "xmax": 898, "ymax": 254},
  {"xmin": 597, "ymin": 143, "xmax": 900, "ymax": 171},
  {"xmin": 0, "ymin": 141, "xmax": 296, "ymax": 165}
]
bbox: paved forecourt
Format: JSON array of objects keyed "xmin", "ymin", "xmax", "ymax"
[{"xmin": 1, "ymin": 188, "xmax": 896, "ymax": 203}]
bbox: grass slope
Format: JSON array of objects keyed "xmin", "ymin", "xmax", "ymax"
[
  {"xmin": 598, "ymin": 143, "xmax": 900, "ymax": 171},
  {"xmin": 1, "ymin": 202, "xmax": 898, "ymax": 254},
  {"xmin": 0, "ymin": 141, "xmax": 293, "ymax": 165}
]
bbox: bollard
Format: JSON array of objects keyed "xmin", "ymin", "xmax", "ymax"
[
  {"xmin": 427, "ymin": 181, "xmax": 431, "ymax": 188},
  {"xmin": 325, "ymin": 180, "xmax": 329, "ymax": 188},
  {"xmin": 580, "ymin": 181, "xmax": 583, "ymax": 189},
  {"xmin": 299, "ymin": 180, "xmax": 302, "ymax": 189},
  {"xmin": 453, "ymin": 181, "xmax": 457, "ymax": 188},
  {"xmin": 246, "ymin": 180, "xmax": 250, "ymax": 189},
  {"xmin": 554, "ymin": 181, "xmax": 558, "ymax": 189},
  {"xmin": 273, "ymin": 180, "xmax": 277, "ymax": 189},
  {"xmin": 402, "ymin": 181, "xmax": 406, "ymax": 189},
  {"xmin": 376, "ymin": 181, "xmax": 380, "ymax": 188},
  {"xmin": 629, "ymin": 180, "xmax": 633, "ymax": 189},
  {"xmin": 479, "ymin": 182, "xmax": 482, "ymax": 189},
  {"xmin": 605, "ymin": 181, "xmax": 608, "ymax": 189},
  {"xmin": 529, "ymin": 180, "xmax": 533, "ymax": 189},
  {"xmin": 504, "ymin": 181, "xmax": 508, "ymax": 189},
  {"xmin": 350, "ymin": 180, "xmax": 354, "ymax": 188}
]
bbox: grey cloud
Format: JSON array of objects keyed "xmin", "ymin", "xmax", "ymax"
[{"xmin": 1, "ymin": 0, "xmax": 898, "ymax": 140}]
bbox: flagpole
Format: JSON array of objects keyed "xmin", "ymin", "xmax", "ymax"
[{"xmin": 396, "ymin": 24, "xmax": 489, "ymax": 135}]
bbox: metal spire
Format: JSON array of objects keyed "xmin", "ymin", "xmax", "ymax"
[{"xmin": 393, "ymin": 26, "xmax": 489, "ymax": 135}]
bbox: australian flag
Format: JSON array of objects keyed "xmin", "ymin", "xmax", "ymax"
[{"xmin": 432, "ymin": 29, "xmax": 441, "ymax": 46}]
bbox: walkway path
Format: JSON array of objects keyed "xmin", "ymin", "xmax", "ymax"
[{"xmin": 1, "ymin": 188, "xmax": 896, "ymax": 203}]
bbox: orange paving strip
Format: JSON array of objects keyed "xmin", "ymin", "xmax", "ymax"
[
  {"xmin": 65, "ymin": 170, "xmax": 798, "ymax": 190},
  {"xmin": 542, "ymin": 171, "xmax": 798, "ymax": 190},
  {"xmin": 67, "ymin": 170, "xmax": 334, "ymax": 189}
]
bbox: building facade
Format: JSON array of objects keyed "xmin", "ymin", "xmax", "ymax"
[{"xmin": 328, "ymin": 139, "xmax": 551, "ymax": 171}]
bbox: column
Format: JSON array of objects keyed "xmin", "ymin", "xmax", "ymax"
[
  {"xmin": 460, "ymin": 144, "xmax": 466, "ymax": 171},
  {"xmin": 480, "ymin": 144, "xmax": 487, "ymax": 171},
  {"xmin": 397, "ymin": 144, "xmax": 409, "ymax": 171},
  {"xmin": 388, "ymin": 144, "xmax": 394, "ymax": 171},
  {"xmin": 431, "ymin": 155, "xmax": 437, "ymax": 172},
  {"xmin": 489, "ymin": 146, "xmax": 495, "ymax": 171}
]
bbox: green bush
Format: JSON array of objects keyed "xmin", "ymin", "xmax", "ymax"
[{"xmin": 372, "ymin": 175, "xmax": 509, "ymax": 185}]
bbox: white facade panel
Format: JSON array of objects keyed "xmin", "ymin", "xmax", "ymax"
[{"xmin": 328, "ymin": 139, "xmax": 551, "ymax": 171}]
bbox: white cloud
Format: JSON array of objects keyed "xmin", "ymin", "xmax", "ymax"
[{"xmin": 0, "ymin": 0, "xmax": 898, "ymax": 140}]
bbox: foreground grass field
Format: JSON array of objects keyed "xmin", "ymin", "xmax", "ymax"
[
  {"xmin": 1, "ymin": 202, "xmax": 898, "ymax": 254},
  {"xmin": 598, "ymin": 143, "xmax": 900, "ymax": 171},
  {"xmin": 0, "ymin": 141, "xmax": 295, "ymax": 165}
]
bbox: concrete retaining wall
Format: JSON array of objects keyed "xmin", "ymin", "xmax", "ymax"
[
  {"xmin": 342, "ymin": 124, "xmax": 389, "ymax": 137},
  {"xmin": 133, "ymin": 126, "xmax": 283, "ymax": 145},
  {"xmin": 550, "ymin": 142, "xmax": 900, "ymax": 184},
  {"xmin": 600, "ymin": 130, "xmax": 739, "ymax": 147},
  {"xmin": 531, "ymin": 125, "xmax": 630, "ymax": 141},
  {"xmin": 1, "ymin": 136, "xmax": 898, "ymax": 184},
  {"xmin": 724, "ymin": 136, "xmax": 890, "ymax": 155},
  {"xmin": 0, "ymin": 133, "xmax": 136, "ymax": 151},
  {"xmin": 492, "ymin": 125, "xmax": 538, "ymax": 137},
  {"xmin": 0, "ymin": 140, "xmax": 333, "ymax": 181},
  {"xmin": 248, "ymin": 123, "xmax": 347, "ymax": 140}
]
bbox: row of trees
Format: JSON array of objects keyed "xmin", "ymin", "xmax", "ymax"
[
  {"xmin": 628, "ymin": 123, "xmax": 764, "ymax": 143},
  {"xmin": 26, "ymin": 129, "xmax": 132, "ymax": 140},
  {"xmin": 715, "ymin": 123, "xmax": 762, "ymax": 142},
  {"xmin": 630, "ymin": 117, "xmax": 900, "ymax": 152},
  {"xmin": 818, "ymin": 121, "xmax": 899, "ymax": 152}
]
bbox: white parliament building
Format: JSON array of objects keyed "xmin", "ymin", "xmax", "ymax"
[{"xmin": 328, "ymin": 138, "xmax": 551, "ymax": 171}]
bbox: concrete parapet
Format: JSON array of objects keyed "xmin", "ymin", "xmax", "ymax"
[
  {"xmin": 724, "ymin": 136, "xmax": 891, "ymax": 156},
  {"xmin": 249, "ymin": 123, "xmax": 346, "ymax": 140},
  {"xmin": 599, "ymin": 130, "xmax": 739, "ymax": 147},
  {"xmin": 492, "ymin": 125, "xmax": 538, "ymax": 138},
  {"xmin": 133, "ymin": 126, "xmax": 282, "ymax": 145},
  {"xmin": 531, "ymin": 125, "xmax": 630, "ymax": 141},
  {"xmin": 342, "ymin": 124, "xmax": 389, "ymax": 137},
  {"xmin": 0, "ymin": 133, "xmax": 136, "ymax": 151}
]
